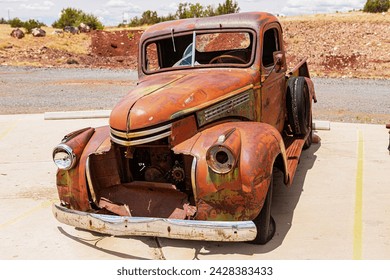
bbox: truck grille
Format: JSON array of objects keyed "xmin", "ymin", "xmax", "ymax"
[
  {"xmin": 204, "ymin": 93, "xmax": 250, "ymax": 120},
  {"xmin": 196, "ymin": 90, "xmax": 255, "ymax": 127},
  {"xmin": 110, "ymin": 123, "xmax": 172, "ymax": 146}
]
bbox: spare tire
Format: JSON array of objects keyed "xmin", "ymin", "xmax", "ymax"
[{"xmin": 286, "ymin": 77, "xmax": 311, "ymax": 142}]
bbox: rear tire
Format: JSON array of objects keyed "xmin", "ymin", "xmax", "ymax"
[
  {"xmin": 251, "ymin": 174, "xmax": 275, "ymax": 245},
  {"xmin": 287, "ymin": 76, "xmax": 312, "ymax": 149}
]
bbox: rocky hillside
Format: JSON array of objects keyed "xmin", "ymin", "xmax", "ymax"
[
  {"xmin": 280, "ymin": 11, "xmax": 390, "ymax": 79},
  {"xmin": 1, "ymin": 11, "xmax": 389, "ymax": 79}
]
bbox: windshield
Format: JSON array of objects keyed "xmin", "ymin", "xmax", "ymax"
[{"xmin": 143, "ymin": 30, "xmax": 254, "ymax": 73}]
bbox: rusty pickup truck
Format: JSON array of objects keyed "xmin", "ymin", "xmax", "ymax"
[{"xmin": 52, "ymin": 12, "xmax": 316, "ymax": 244}]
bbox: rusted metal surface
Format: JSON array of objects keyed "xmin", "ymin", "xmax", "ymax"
[
  {"xmin": 170, "ymin": 115, "xmax": 198, "ymax": 147},
  {"xmin": 55, "ymin": 127, "xmax": 94, "ymax": 210},
  {"xmin": 53, "ymin": 12, "xmax": 316, "ymax": 243},
  {"xmin": 98, "ymin": 197, "xmax": 131, "ymax": 216},
  {"xmin": 142, "ymin": 12, "xmax": 277, "ymax": 40},
  {"xmin": 56, "ymin": 126, "xmax": 109, "ymax": 211},
  {"xmin": 52, "ymin": 203, "xmax": 257, "ymax": 242},
  {"xmin": 304, "ymin": 77, "xmax": 318, "ymax": 103},
  {"xmin": 173, "ymin": 122, "xmax": 287, "ymax": 221},
  {"xmin": 284, "ymin": 137, "xmax": 306, "ymax": 185},
  {"xmin": 138, "ymin": 12, "xmax": 278, "ymax": 78},
  {"xmin": 98, "ymin": 183, "xmax": 190, "ymax": 218},
  {"xmin": 109, "ymin": 70, "xmax": 255, "ymax": 132}
]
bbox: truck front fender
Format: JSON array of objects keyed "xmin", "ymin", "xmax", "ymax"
[
  {"xmin": 173, "ymin": 122, "xmax": 288, "ymax": 221},
  {"xmin": 56, "ymin": 126, "xmax": 110, "ymax": 211}
]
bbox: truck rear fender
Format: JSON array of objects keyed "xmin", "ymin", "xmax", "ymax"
[{"xmin": 289, "ymin": 58, "xmax": 317, "ymax": 103}]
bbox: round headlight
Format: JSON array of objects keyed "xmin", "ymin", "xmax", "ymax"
[
  {"xmin": 206, "ymin": 145, "xmax": 236, "ymax": 174},
  {"xmin": 52, "ymin": 144, "xmax": 76, "ymax": 170}
]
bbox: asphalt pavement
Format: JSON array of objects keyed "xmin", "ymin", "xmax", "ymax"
[{"xmin": 0, "ymin": 114, "xmax": 389, "ymax": 260}]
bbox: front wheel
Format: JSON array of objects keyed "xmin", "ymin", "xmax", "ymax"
[{"xmin": 251, "ymin": 174, "xmax": 275, "ymax": 245}]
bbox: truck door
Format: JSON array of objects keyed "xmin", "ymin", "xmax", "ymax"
[{"xmin": 260, "ymin": 24, "xmax": 286, "ymax": 132}]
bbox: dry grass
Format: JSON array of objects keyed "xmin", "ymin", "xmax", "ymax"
[
  {"xmin": 279, "ymin": 11, "xmax": 390, "ymax": 79},
  {"xmin": 1, "ymin": 11, "xmax": 389, "ymax": 79},
  {"xmin": 279, "ymin": 10, "xmax": 390, "ymax": 23},
  {"xmin": 0, "ymin": 24, "xmax": 90, "ymax": 54},
  {"xmin": 104, "ymin": 25, "xmax": 147, "ymax": 32}
]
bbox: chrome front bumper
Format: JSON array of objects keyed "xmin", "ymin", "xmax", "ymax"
[{"xmin": 52, "ymin": 203, "xmax": 257, "ymax": 242}]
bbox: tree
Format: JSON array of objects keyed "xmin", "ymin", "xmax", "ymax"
[
  {"xmin": 140, "ymin": 10, "xmax": 160, "ymax": 25},
  {"xmin": 176, "ymin": 2, "xmax": 206, "ymax": 19},
  {"xmin": 160, "ymin": 13, "xmax": 176, "ymax": 22},
  {"xmin": 128, "ymin": 11, "xmax": 160, "ymax": 27},
  {"xmin": 176, "ymin": 3, "xmax": 192, "ymax": 19},
  {"xmin": 216, "ymin": 0, "xmax": 240, "ymax": 15},
  {"xmin": 204, "ymin": 5, "xmax": 217, "ymax": 17},
  {"xmin": 363, "ymin": 0, "xmax": 390, "ymax": 13},
  {"xmin": 126, "ymin": 0, "xmax": 241, "ymax": 27},
  {"xmin": 189, "ymin": 3, "xmax": 206, "ymax": 18},
  {"xmin": 23, "ymin": 19, "xmax": 46, "ymax": 34},
  {"xmin": 0, "ymin": 17, "xmax": 8, "ymax": 24},
  {"xmin": 9, "ymin": 17, "xmax": 24, "ymax": 28},
  {"xmin": 79, "ymin": 13, "xmax": 104, "ymax": 30},
  {"xmin": 52, "ymin": 7, "xmax": 103, "ymax": 30}
]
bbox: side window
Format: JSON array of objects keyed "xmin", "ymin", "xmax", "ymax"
[
  {"xmin": 262, "ymin": 28, "xmax": 280, "ymax": 67},
  {"xmin": 145, "ymin": 43, "xmax": 159, "ymax": 71}
]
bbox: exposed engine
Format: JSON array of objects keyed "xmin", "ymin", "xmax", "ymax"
[{"xmin": 128, "ymin": 145, "xmax": 187, "ymax": 191}]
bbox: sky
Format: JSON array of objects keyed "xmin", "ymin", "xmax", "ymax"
[{"xmin": 0, "ymin": 0, "xmax": 367, "ymax": 26}]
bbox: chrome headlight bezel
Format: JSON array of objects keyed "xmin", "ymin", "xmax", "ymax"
[
  {"xmin": 206, "ymin": 145, "xmax": 236, "ymax": 174},
  {"xmin": 52, "ymin": 143, "xmax": 76, "ymax": 170}
]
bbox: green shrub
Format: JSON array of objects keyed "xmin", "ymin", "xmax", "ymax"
[
  {"xmin": 9, "ymin": 18, "xmax": 24, "ymax": 28},
  {"xmin": 363, "ymin": 0, "xmax": 390, "ymax": 13},
  {"xmin": 23, "ymin": 19, "xmax": 46, "ymax": 34},
  {"xmin": 52, "ymin": 7, "xmax": 103, "ymax": 30},
  {"xmin": 126, "ymin": 0, "xmax": 240, "ymax": 27}
]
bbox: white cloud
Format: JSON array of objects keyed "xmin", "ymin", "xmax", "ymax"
[
  {"xmin": 106, "ymin": 0, "xmax": 127, "ymax": 8},
  {"xmin": 20, "ymin": 1, "xmax": 54, "ymax": 11},
  {"xmin": 105, "ymin": 0, "xmax": 141, "ymax": 14},
  {"xmin": 105, "ymin": 0, "xmax": 141, "ymax": 10},
  {"xmin": 94, "ymin": 9, "xmax": 111, "ymax": 17},
  {"xmin": 0, "ymin": 0, "xmax": 27, "ymax": 2},
  {"xmin": 282, "ymin": 0, "xmax": 366, "ymax": 15},
  {"xmin": 159, "ymin": 2, "xmax": 177, "ymax": 14}
]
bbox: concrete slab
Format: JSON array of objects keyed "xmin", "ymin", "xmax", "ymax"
[{"xmin": 0, "ymin": 114, "xmax": 389, "ymax": 259}]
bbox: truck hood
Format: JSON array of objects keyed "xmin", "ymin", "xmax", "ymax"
[{"xmin": 109, "ymin": 69, "xmax": 256, "ymax": 131}]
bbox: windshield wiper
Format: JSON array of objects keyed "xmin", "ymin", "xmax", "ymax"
[
  {"xmin": 191, "ymin": 31, "xmax": 196, "ymax": 67},
  {"xmin": 171, "ymin": 28, "xmax": 176, "ymax": 53}
]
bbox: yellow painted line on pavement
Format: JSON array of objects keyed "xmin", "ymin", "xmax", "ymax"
[
  {"xmin": 0, "ymin": 121, "xmax": 18, "ymax": 141},
  {"xmin": 353, "ymin": 130, "xmax": 364, "ymax": 260},
  {"xmin": 0, "ymin": 200, "xmax": 53, "ymax": 230}
]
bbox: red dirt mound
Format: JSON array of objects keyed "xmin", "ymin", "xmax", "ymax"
[{"xmin": 90, "ymin": 29, "xmax": 144, "ymax": 68}]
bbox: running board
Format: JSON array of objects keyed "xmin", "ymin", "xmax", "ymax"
[{"xmin": 284, "ymin": 136, "xmax": 305, "ymax": 185}]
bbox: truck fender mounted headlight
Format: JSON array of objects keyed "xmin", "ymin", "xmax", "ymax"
[
  {"xmin": 206, "ymin": 145, "xmax": 236, "ymax": 174},
  {"xmin": 206, "ymin": 127, "xmax": 240, "ymax": 174},
  {"xmin": 52, "ymin": 144, "xmax": 76, "ymax": 170}
]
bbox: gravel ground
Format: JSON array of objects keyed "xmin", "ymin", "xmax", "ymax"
[
  {"xmin": 0, "ymin": 66, "xmax": 137, "ymax": 114},
  {"xmin": 311, "ymin": 77, "xmax": 390, "ymax": 124},
  {"xmin": 0, "ymin": 66, "xmax": 389, "ymax": 124}
]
